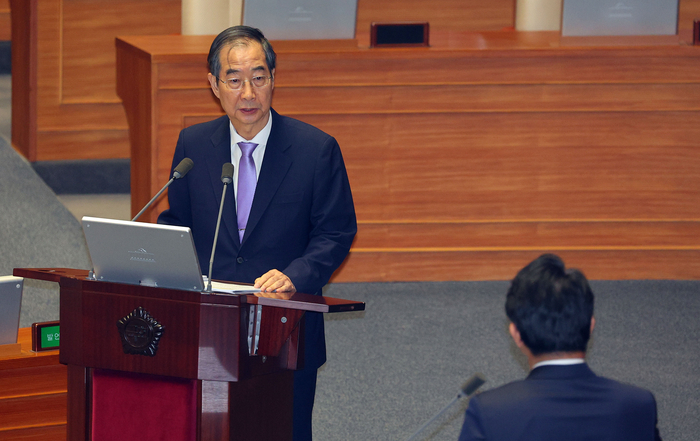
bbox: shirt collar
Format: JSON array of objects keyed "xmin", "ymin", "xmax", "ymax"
[
  {"xmin": 532, "ymin": 358, "xmax": 585, "ymax": 370},
  {"xmin": 230, "ymin": 112, "xmax": 273, "ymax": 147}
]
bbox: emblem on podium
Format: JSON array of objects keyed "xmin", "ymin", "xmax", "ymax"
[{"xmin": 116, "ymin": 307, "xmax": 164, "ymax": 356}]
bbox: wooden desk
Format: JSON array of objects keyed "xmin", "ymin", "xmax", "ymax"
[
  {"xmin": 0, "ymin": 328, "xmax": 66, "ymax": 441},
  {"xmin": 116, "ymin": 31, "xmax": 700, "ymax": 281}
]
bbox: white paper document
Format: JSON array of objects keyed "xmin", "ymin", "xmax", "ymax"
[{"xmin": 207, "ymin": 279, "xmax": 261, "ymax": 294}]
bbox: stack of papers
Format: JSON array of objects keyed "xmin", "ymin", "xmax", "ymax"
[{"xmin": 202, "ymin": 277, "xmax": 261, "ymax": 294}]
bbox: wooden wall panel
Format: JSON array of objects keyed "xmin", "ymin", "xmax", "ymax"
[
  {"xmin": 0, "ymin": 0, "xmax": 10, "ymax": 41},
  {"xmin": 61, "ymin": 0, "xmax": 181, "ymax": 103},
  {"xmin": 272, "ymin": 83, "xmax": 700, "ymax": 114},
  {"xmin": 352, "ymin": 221, "xmax": 700, "ymax": 249},
  {"xmin": 10, "ymin": 0, "xmax": 700, "ymax": 161},
  {"xmin": 300, "ymin": 113, "xmax": 700, "ymax": 219},
  {"xmin": 354, "ymin": 0, "xmax": 700, "ymax": 34},
  {"xmin": 334, "ymin": 249, "xmax": 700, "ymax": 282},
  {"xmin": 10, "ymin": 0, "xmax": 700, "ymax": 280},
  {"xmin": 9, "ymin": 0, "xmax": 36, "ymax": 159},
  {"xmin": 5, "ymin": 0, "xmax": 700, "ymax": 50},
  {"xmin": 117, "ymin": 34, "xmax": 700, "ymax": 281},
  {"xmin": 680, "ymin": 0, "xmax": 700, "ymax": 30},
  {"xmin": 11, "ymin": 0, "xmax": 181, "ymax": 161},
  {"xmin": 353, "ymin": 0, "xmax": 700, "ymax": 45},
  {"xmin": 354, "ymin": 0, "xmax": 515, "ymax": 46}
]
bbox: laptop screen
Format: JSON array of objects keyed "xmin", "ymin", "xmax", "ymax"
[{"xmin": 82, "ymin": 217, "xmax": 205, "ymax": 292}]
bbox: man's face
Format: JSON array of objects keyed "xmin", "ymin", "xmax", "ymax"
[{"xmin": 207, "ymin": 41, "xmax": 275, "ymax": 140}]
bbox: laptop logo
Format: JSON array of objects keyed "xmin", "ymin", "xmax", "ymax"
[
  {"xmin": 289, "ymin": 6, "xmax": 312, "ymax": 22},
  {"xmin": 129, "ymin": 248, "xmax": 156, "ymax": 263},
  {"xmin": 609, "ymin": 2, "xmax": 633, "ymax": 18}
]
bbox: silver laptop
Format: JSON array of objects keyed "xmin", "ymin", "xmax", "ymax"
[
  {"xmin": 82, "ymin": 217, "xmax": 205, "ymax": 292},
  {"xmin": 0, "ymin": 276, "xmax": 23, "ymax": 345},
  {"xmin": 561, "ymin": 0, "xmax": 679, "ymax": 36},
  {"xmin": 243, "ymin": 0, "xmax": 358, "ymax": 40}
]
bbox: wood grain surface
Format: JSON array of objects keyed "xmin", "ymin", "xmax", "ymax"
[
  {"xmin": 8, "ymin": 1, "xmax": 700, "ymax": 281},
  {"xmin": 117, "ymin": 33, "xmax": 700, "ymax": 281},
  {"xmin": 0, "ymin": 328, "xmax": 66, "ymax": 441}
]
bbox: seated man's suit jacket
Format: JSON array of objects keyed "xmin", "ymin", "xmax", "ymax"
[
  {"xmin": 458, "ymin": 363, "xmax": 662, "ymax": 441},
  {"xmin": 158, "ymin": 110, "xmax": 357, "ymax": 370}
]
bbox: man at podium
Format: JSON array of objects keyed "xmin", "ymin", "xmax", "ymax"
[{"xmin": 158, "ymin": 25, "xmax": 357, "ymax": 441}]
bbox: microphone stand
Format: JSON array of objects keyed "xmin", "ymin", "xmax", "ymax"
[
  {"xmin": 131, "ymin": 179, "xmax": 175, "ymax": 222},
  {"xmin": 405, "ymin": 373, "xmax": 486, "ymax": 441},
  {"xmin": 206, "ymin": 163, "xmax": 234, "ymax": 293},
  {"xmin": 132, "ymin": 158, "xmax": 193, "ymax": 222}
]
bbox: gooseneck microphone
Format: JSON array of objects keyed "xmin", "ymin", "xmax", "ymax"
[
  {"xmin": 132, "ymin": 158, "xmax": 194, "ymax": 222},
  {"xmin": 206, "ymin": 162, "xmax": 234, "ymax": 293},
  {"xmin": 404, "ymin": 373, "xmax": 487, "ymax": 441}
]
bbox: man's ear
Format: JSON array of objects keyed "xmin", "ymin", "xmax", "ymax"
[
  {"xmin": 208, "ymin": 73, "xmax": 221, "ymax": 99},
  {"xmin": 590, "ymin": 316, "xmax": 596, "ymax": 334},
  {"xmin": 509, "ymin": 322, "xmax": 526, "ymax": 349}
]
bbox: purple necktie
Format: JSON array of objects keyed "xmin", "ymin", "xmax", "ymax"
[{"xmin": 237, "ymin": 142, "xmax": 258, "ymax": 242}]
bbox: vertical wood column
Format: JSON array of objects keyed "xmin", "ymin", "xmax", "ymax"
[
  {"xmin": 515, "ymin": 0, "xmax": 561, "ymax": 31},
  {"xmin": 181, "ymin": 0, "xmax": 243, "ymax": 35},
  {"xmin": 9, "ymin": 0, "xmax": 37, "ymax": 160}
]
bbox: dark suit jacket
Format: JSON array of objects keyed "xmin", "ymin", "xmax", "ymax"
[
  {"xmin": 158, "ymin": 110, "xmax": 357, "ymax": 369},
  {"xmin": 458, "ymin": 363, "xmax": 662, "ymax": 441}
]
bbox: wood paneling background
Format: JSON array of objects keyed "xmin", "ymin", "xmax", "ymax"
[
  {"xmin": 8, "ymin": 0, "xmax": 700, "ymax": 281},
  {"xmin": 10, "ymin": 0, "xmax": 181, "ymax": 162},
  {"xmin": 0, "ymin": 0, "xmax": 10, "ymax": 41},
  {"xmin": 117, "ymin": 33, "xmax": 700, "ymax": 281},
  {"xmin": 10, "ymin": 0, "xmax": 700, "ymax": 161}
]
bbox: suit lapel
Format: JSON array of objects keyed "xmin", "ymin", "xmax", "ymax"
[
  {"xmin": 242, "ymin": 110, "xmax": 292, "ymax": 243},
  {"xmin": 205, "ymin": 116, "xmax": 239, "ymax": 247}
]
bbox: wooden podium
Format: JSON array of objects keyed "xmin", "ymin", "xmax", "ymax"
[{"xmin": 14, "ymin": 268, "xmax": 364, "ymax": 441}]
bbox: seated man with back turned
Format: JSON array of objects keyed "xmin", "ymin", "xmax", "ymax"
[{"xmin": 458, "ymin": 253, "xmax": 662, "ymax": 441}]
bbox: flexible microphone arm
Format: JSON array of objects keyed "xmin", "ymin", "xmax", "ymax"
[
  {"xmin": 405, "ymin": 373, "xmax": 486, "ymax": 441},
  {"xmin": 132, "ymin": 158, "xmax": 194, "ymax": 222},
  {"xmin": 206, "ymin": 162, "xmax": 234, "ymax": 293}
]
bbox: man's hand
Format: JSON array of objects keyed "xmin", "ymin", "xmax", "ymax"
[{"xmin": 254, "ymin": 269, "xmax": 296, "ymax": 293}]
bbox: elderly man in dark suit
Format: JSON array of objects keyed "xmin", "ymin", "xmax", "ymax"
[
  {"xmin": 458, "ymin": 253, "xmax": 662, "ymax": 441},
  {"xmin": 158, "ymin": 26, "xmax": 356, "ymax": 441}
]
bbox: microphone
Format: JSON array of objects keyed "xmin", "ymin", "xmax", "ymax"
[
  {"xmin": 206, "ymin": 162, "xmax": 234, "ymax": 293},
  {"xmin": 132, "ymin": 158, "xmax": 194, "ymax": 222},
  {"xmin": 404, "ymin": 373, "xmax": 486, "ymax": 441},
  {"xmin": 458, "ymin": 373, "xmax": 487, "ymax": 398}
]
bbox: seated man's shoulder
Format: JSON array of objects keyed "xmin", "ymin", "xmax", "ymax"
[
  {"xmin": 474, "ymin": 372, "xmax": 656, "ymax": 410},
  {"xmin": 472, "ymin": 378, "xmax": 532, "ymax": 408},
  {"xmin": 594, "ymin": 374, "xmax": 658, "ymax": 405}
]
